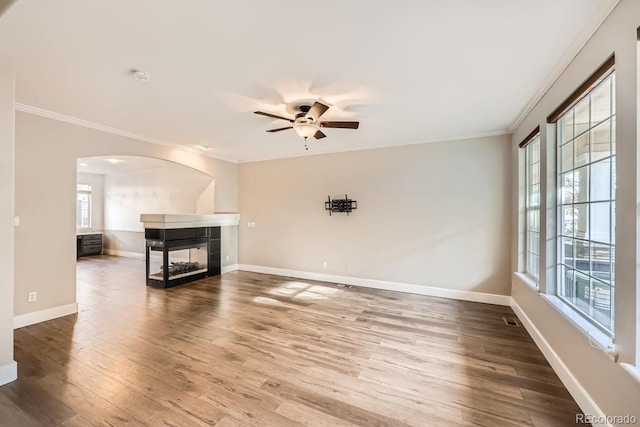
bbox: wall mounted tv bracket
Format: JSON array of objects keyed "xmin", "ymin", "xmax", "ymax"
[{"xmin": 325, "ymin": 195, "xmax": 357, "ymax": 216}]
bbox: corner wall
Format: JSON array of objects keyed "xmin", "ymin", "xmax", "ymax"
[{"xmin": 239, "ymin": 134, "xmax": 512, "ymax": 300}]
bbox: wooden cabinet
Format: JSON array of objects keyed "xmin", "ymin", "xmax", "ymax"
[{"xmin": 77, "ymin": 233, "xmax": 103, "ymax": 257}]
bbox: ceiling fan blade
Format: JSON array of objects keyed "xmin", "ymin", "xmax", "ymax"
[
  {"xmin": 306, "ymin": 102, "xmax": 329, "ymax": 121},
  {"xmin": 314, "ymin": 130, "xmax": 327, "ymax": 139},
  {"xmin": 266, "ymin": 126, "xmax": 293, "ymax": 132},
  {"xmin": 254, "ymin": 111, "xmax": 293, "ymax": 122},
  {"xmin": 320, "ymin": 121, "xmax": 359, "ymax": 129}
]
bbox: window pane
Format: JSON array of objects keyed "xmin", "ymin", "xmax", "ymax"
[
  {"xmin": 531, "ymin": 140, "xmax": 540, "ymax": 163},
  {"xmin": 574, "ymin": 98, "xmax": 590, "ymax": 136},
  {"xmin": 527, "ymin": 253, "xmax": 539, "ymax": 279},
  {"xmin": 561, "ymin": 141, "xmax": 574, "ymax": 172},
  {"xmin": 574, "ymin": 272, "xmax": 591, "ymax": 313},
  {"xmin": 591, "ymin": 279, "xmax": 613, "ymax": 331},
  {"xmin": 590, "ymin": 119, "xmax": 611, "ymax": 162},
  {"xmin": 559, "ymin": 265, "xmax": 575, "ymax": 302},
  {"xmin": 611, "ymin": 116, "xmax": 616, "ymax": 156},
  {"xmin": 574, "ymin": 240, "xmax": 590, "ymax": 277},
  {"xmin": 574, "ymin": 166, "xmax": 589, "ymax": 203},
  {"xmin": 590, "ymin": 243, "xmax": 611, "ymax": 283},
  {"xmin": 575, "ymin": 204, "xmax": 588, "ymax": 239},
  {"xmin": 590, "ymin": 202, "xmax": 611, "ymax": 244},
  {"xmin": 530, "ymin": 162, "xmax": 539, "ymax": 186},
  {"xmin": 528, "ymin": 231, "xmax": 539, "ymax": 254},
  {"xmin": 561, "ymin": 173, "xmax": 574, "ymax": 204},
  {"xmin": 561, "ymin": 111, "xmax": 574, "ymax": 144},
  {"xmin": 590, "ymin": 159, "xmax": 611, "ymax": 202},
  {"xmin": 529, "ymin": 183, "xmax": 539, "ymax": 206},
  {"xmin": 561, "ymin": 206, "xmax": 575, "ymax": 237},
  {"xmin": 574, "ymin": 132, "xmax": 589, "ymax": 168},
  {"xmin": 561, "ymin": 237, "xmax": 574, "ymax": 267},
  {"xmin": 590, "ymin": 78, "xmax": 612, "ymax": 124}
]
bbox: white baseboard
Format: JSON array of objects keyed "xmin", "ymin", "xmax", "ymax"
[
  {"xmin": 237, "ymin": 264, "xmax": 511, "ymax": 306},
  {"xmin": 222, "ymin": 264, "xmax": 238, "ymax": 274},
  {"xmin": 510, "ymin": 300, "xmax": 609, "ymax": 426},
  {"xmin": 14, "ymin": 302, "xmax": 79, "ymax": 329},
  {"xmin": 103, "ymin": 248, "xmax": 145, "ymax": 260},
  {"xmin": 0, "ymin": 361, "xmax": 17, "ymax": 386}
]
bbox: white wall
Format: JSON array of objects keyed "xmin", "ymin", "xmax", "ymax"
[
  {"xmin": 104, "ymin": 167, "xmax": 213, "ymax": 231},
  {"xmin": 0, "ymin": 51, "xmax": 16, "ymax": 385},
  {"xmin": 511, "ymin": 0, "xmax": 640, "ymax": 422},
  {"xmin": 77, "ymin": 172, "xmax": 104, "ymax": 232},
  {"xmin": 14, "ymin": 111, "xmax": 238, "ymax": 319},
  {"xmin": 102, "ymin": 166, "xmax": 215, "ymax": 256},
  {"xmin": 239, "ymin": 134, "xmax": 512, "ymax": 300}
]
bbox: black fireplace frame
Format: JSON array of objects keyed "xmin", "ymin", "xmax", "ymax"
[{"xmin": 145, "ymin": 226, "xmax": 221, "ymax": 288}]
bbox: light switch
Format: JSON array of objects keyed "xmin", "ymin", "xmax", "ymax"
[{"xmin": 13, "ymin": 216, "xmax": 19, "ymax": 226}]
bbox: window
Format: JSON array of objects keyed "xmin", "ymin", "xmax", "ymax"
[
  {"xmin": 556, "ymin": 69, "xmax": 615, "ymax": 336},
  {"xmin": 76, "ymin": 183, "xmax": 92, "ymax": 229},
  {"xmin": 524, "ymin": 134, "xmax": 541, "ymax": 281}
]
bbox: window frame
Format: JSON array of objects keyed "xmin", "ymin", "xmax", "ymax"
[
  {"xmin": 553, "ymin": 68, "xmax": 616, "ymax": 338},
  {"xmin": 76, "ymin": 183, "xmax": 92, "ymax": 230},
  {"xmin": 521, "ymin": 129, "xmax": 541, "ymax": 283}
]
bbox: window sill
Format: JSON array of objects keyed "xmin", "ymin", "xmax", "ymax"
[{"xmin": 540, "ymin": 293, "xmax": 615, "ymax": 357}]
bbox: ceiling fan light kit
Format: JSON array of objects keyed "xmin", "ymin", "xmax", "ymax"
[{"xmin": 254, "ymin": 101, "xmax": 359, "ymax": 150}]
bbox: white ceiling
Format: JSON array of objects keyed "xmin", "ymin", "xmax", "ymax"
[{"xmin": 0, "ymin": 0, "xmax": 615, "ymax": 163}]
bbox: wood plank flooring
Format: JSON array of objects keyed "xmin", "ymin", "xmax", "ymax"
[{"xmin": 1, "ymin": 256, "xmax": 587, "ymax": 426}]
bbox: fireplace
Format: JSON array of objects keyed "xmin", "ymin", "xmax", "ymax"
[{"xmin": 145, "ymin": 226, "xmax": 220, "ymax": 288}]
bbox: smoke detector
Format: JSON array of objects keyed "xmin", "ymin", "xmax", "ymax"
[{"xmin": 131, "ymin": 69, "xmax": 151, "ymax": 82}]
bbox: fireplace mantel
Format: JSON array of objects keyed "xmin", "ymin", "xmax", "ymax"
[{"xmin": 140, "ymin": 213, "xmax": 240, "ymax": 229}]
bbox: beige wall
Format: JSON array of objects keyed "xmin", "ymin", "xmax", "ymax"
[
  {"xmin": 14, "ymin": 111, "xmax": 238, "ymax": 317},
  {"xmin": 511, "ymin": 0, "xmax": 640, "ymax": 421},
  {"xmin": 0, "ymin": 52, "xmax": 16, "ymax": 383},
  {"xmin": 239, "ymin": 134, "xmax": 512, "ymax": 296}
]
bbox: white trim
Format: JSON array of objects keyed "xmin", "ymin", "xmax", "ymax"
[
  {"xmin": 13, "ymin": 302, "xmax": 78, "ymax": 329},
  {"xmin": 103, "ymin": 248, "xmax": 145, "ymax": 260},
  {"xmin": 103, "ymin": 228, "xmax": 144, "ymax": 233},
  {"xmin": 237, "ymin": 264, "xmax": 511, "ymax": 305},
  {"xmin": 15, "ymin": 103, "xmax": 239, "ymax": 164},
  {"xmin": 509, "ymin": 0, "xmax": 620, "ymax": 132},
  {"xmin": 222, "ymin": 264, "xmax": 238, "ymax": 274},
  {"xmin": 140, "ymin": 213, "xmax": 240, "ymax": 229},
  {"xmin": 510, "ymin": 300, "xmax": 611, "ymax": 426},
  {"xmin": 0, "ymin": 361, "xmax": 17, "ymax": 386}
]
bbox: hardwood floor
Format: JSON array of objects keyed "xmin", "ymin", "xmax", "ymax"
[{"xmin": 1, "ymin": 256, "xmax": 586, "ymax": 426}]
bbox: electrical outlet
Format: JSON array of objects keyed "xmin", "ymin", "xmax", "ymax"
[
  {"xmin": 225, "ymin": 255, "xmax": 230, "ymax": 261},
  {"xmin": 345, "ymin": 264, "xmax": 351, "ymax": 271},
  {"xmin": 28, "ymin": 291, "xmax": 37, "ymax": 303},
  {"xmin": 322, "ymin": 261, "xmax": 328, "ymax": 269}
]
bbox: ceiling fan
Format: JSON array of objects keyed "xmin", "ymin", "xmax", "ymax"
[{"xmin": 254, "ymin": 101, "xmax": 359, "ymax": 148}]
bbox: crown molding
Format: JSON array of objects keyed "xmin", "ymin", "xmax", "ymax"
[
  {"xmin": 509, "ymin": 0, "xmax": 620, "ymax": 133},
  {"xmin": 15, "ymin": 103, "xmax": 239, "ymax": 164}
]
